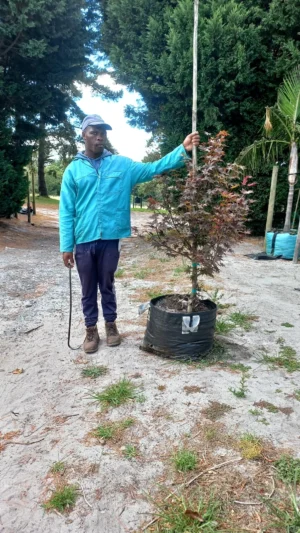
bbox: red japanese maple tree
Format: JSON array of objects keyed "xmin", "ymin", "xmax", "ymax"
[{"xmin": 146, "ymin": 131, "xmax": 255, "ymax": 311}]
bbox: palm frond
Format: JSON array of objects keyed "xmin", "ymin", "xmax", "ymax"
[
  {"xmin": 236, "ymin": 138, "xmax": 289, "ymax": 170},
  {"xmin": 278, "ymin": 65, "xmax": 300, "ymax": 126}
]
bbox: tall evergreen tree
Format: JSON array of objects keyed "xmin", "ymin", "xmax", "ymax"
[
  {"xmin": 99, "ymin": 0, "xmax": 300, "ymax": 157},
  {"xmin": 0, "ymin": 0, "xmax": 120, "ymax": 211}
]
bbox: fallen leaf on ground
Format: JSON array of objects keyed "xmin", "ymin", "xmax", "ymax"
[
  {"xmin": 11, "ymin": 368, "xmax": 24, "ymax": 374},
  {"xmin": 185, "ymin": 510, "xmax": 204, "ymax": 522}
]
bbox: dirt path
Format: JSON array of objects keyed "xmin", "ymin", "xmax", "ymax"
[{"xmin": 0, "ymin": 210, "xmax": 300, "ymax": 533}]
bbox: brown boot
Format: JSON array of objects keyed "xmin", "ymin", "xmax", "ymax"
[
  {"xmin": 105, "ymin": 321, "xmax": 121, "ymax": 347},
  {"xmin": 83, "ymin": 326, "xmax": 100, "ymax": 353}
]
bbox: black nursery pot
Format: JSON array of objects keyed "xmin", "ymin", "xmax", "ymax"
[{"xmin": 141, "ymin": 295, "xmax": 217, "ymax": 361}]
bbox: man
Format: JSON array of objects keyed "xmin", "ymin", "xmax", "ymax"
[{"xmin": 59, "ymin": 114, "xmax": 200, "ymax": 354}]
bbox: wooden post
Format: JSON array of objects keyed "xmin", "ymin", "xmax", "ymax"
[
  {"xmin": 293, "ymin": 217, "xmax": 300, "ymax": 263},
  {"xmin": 192, "ymin": 0, "xmax": 199, "ymax": 175},
  {"xmin": 265, "ymin": 165, "xmax": 278, "ymax": 233}
]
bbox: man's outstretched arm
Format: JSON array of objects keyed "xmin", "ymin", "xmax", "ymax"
[
  {"xmin": 59, "ymin": 168, "xmax": 76, "ymax": 268},
  {"xmin": 130, "ymin": 132, "xmax": 200, "ymax": 186}
]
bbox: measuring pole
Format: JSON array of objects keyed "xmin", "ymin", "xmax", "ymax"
[
  {"xmin": 187, "ymin": 0, "xmax": 200, "ymax": 313},
  {"xmin": 192, "ymin": 0, "xmax": 199, "ymax": 174}
]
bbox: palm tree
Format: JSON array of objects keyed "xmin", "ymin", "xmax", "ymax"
[{"xmin": 238, "ymin": 66, "xmax": 300, "ymax": 233}]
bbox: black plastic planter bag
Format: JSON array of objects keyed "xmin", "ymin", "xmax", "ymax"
[{"xmin": 141, "ymin": 296, "xmax": 217, "ymax": 361}]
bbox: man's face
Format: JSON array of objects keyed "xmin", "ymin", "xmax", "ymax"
[{"xmin": 82, "ymin": 125, "xmax": 107, "ymax": 155}]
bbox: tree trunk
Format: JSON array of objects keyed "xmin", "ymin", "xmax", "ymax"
[
  {"xmin": 292, "ymin": 189, "xmax": 300, "ymax": 231},
  {"xmin": 283, "ymin": 141, "xmax": 298, "ymax": 233},
  {"xmin": 31, "ymin": 166, "xmax": 36, "ymax": 215},
  {"xmin": 38, "ymin": 115, "xmax": 48, "ymax": 197},
  {"xmin": 293, "ymin": 217, "xmax": 300, "ymax": 263}
]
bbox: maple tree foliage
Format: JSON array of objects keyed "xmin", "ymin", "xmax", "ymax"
[{"xmin": 146, "ymin": 132, "xmax": 255, "ymax": 301}]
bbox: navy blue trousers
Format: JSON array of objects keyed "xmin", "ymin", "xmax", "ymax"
[{"xmin": 75, "ymin": 239, "xmax": 120, "ymax": 327}]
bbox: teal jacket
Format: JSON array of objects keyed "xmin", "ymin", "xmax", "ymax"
[{"xmin": 59, "ymin": 144, "xmax": 188, "ymax": 252}]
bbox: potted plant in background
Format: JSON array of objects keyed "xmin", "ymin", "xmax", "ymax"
[
  {"xmin": 238, "ymin": 66, "xmax": 300, "ymax": 260},
  {"xmin": 141, "ymin": 131, "xmax": 254, "ymax": 361}
]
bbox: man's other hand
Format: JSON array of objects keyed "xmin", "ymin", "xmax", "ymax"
[
  {"xmin": 63, "ymin": 252, "xmax": 74, "ymax": 268},
  {"xmin": 183, "ymin": 131, "xmax": 200, "ymax": 152}
]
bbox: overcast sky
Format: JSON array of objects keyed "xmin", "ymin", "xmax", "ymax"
[{"xmin": 77, "ymin": 75, "xmax": 151, "ymax": 161}]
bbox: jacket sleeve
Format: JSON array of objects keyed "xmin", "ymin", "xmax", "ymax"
[
  {"xmin": 130, "ymin": 144, "xmax": 190, "ymax": 187},
  {"xmin": 59, "ymin": 166, "xmax": 77, "ymax": 252}
]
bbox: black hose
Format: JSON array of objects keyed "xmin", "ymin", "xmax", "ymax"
[{"xmin": 68, "ymin": 266, "xmax": 82, "ymax": 350}]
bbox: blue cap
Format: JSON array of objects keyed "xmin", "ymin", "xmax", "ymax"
[{"xmin": 81, "ymin": 114, "xmax": 112, "ymax": 132}]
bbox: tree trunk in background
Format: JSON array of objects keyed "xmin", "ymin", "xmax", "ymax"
[
  {"xmin": 283, "ymin": 141, "xmax": 298, "ymax": 233},
  {"xmin": 38, "ymin": 115, "xmax": 48, "ymax": 197},
  {"xmin": 293, "ymin": 217, "xmax": 300, "ymax": 263}
]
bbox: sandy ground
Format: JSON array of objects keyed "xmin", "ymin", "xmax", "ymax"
[{"xmin": 0, "ymin": 208, "xmax": 300, "ymax": 533}]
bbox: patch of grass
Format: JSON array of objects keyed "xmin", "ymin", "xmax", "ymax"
[
  {"xmin": 174, "ymin": 341, "xmax": 228, "ymax": 370},
  {"xmin": 81, "ymin": 365, "xmax": 108, "ymax": 379},
  {"xmin": 89, "ymin": 378, "xmax": 137, "ymax": 408},
  {"xmin": 197, "ymin": 341, "xmax": 228, "ymax": 367},
  {"xmin": 238, "ymin": 433, "xmax": 263, "ymax": 460},
  {"xmin": 262, "ymin": 339, "xmax": 300, "ymax": 372},
  {"xmin": 134, "ymin": 268, "xmax": 150, "ymax": 279},
  {"xmin": 293, "ymin": 389, "xmax": 300, "ymax": 401},
  {"xmin": 50, "ymin": 461, "xmax": 65, "ymax": 474},
  {"xmin": 157, "ymin": 385, "xmax": 166, "ymax": 391},
  {"xmin": 266, "ymin": 491, "xmax": 300, "ymax": 531},
  {"xmin": 151, "ymin": 494, "xmax": 221, "ymax": 532},
  {"xmin": 208, "ymin": 288, "xmax": 233, "ymax": 311},
  {"xmin": 228, "ymin": 363, "xmax": 251, "ymax": 372},
  {"xmin": 43, "ymin": 485, "xmax": 78, "ymax": 513},
  {"xmin": 209, "ymin": 288, "xmax": 225, "ymax": 306},
  {"xmin": 275, "ymin": 388, "xmax": 282, "ymax": 393},
  {"xmin": 35, "ymin": 195, "xmax": 59, "ymax": 206},
  {"xmin": 93, "ymin": 424, "xmax": 114, "ymax": 440},
  {"xmin": 281, "ymin": 322, "xmax": 294, "ymax": 328},
  {"xmin": 203, "ymin": 427, "xmax": 218, "ymax": 441},
  {"xmin": 173, "ymin": 266, "xmax": 188, "ymax": 276},
  {"xmin": 122, "ymin": 418, "xmax": 135, "ymax": 428},
  {"xmin": 215, "ymin": 319, "xmax": 235, "ymax": 335},
  {"xmin": 249, "ymin": 408, "xmax": 261, "ymax": 416},
  {"xmin": 115, "ymin": 268, "xmax": 125, "ymax": 278},
  {"xmin": 229, "ymin": 311, "xmax": 257, "ymax": 331},
  {"xmin": 147, "ymin": 289, "xmax": 164, "ymax": 300},
  {"xmin": 123, "ymin": 444, "xmax": 138, "ymax": 459},
  {"xmin": 248, "ymin": 408, "xmax": 270, "ymax": 425},
  {"xmin": 274, "ymin": 455, "xmax": 300, "ymax": 484},
  {"xmin": 201, "ymin": 401, "xmax": 233, "ymax": 422},
  {"xmin": 258, "ymin": 417, "xmax": 269, "ymax": 425},
  {"xmin": 229, "ymin": 372, "xmax": 249, "ymax": 398},
  {"xmin": 93, "ymin": 418, "xmax": 135, "ymax": 441},
  {"xmin": 173, "ymin": 449, "xmax": 197, "ymax": 472},
  {"xmin": 259, "ymin": 402, "xmax": 279, "ymax": 413}
]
